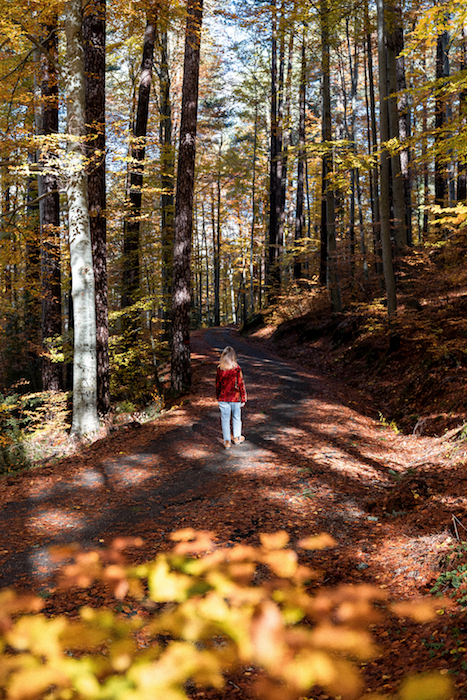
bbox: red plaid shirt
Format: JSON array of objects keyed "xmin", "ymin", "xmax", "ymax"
[{"xmin": 216, "ymin": 365, "xmax": 247, "ymax": 403}]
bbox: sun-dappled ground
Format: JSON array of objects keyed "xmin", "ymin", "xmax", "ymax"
[{"xmin": 1, "ymin": 327, "xmax": 467, "ymax": 698}]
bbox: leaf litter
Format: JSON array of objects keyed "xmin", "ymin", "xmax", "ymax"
[{"xmin": 0, "ymin": 327, "xmax": 467, "ymax": 697}]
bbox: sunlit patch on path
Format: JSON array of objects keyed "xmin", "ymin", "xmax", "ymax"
[{"xmin": 29, "ymin": 508, "xmax": 84, "ymax": 535}]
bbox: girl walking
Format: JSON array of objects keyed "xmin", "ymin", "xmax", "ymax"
[{"xmin": 216, "ymin": 346, "xmax": 247, "ymax": 449}]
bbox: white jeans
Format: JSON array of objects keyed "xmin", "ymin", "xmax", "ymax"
[{"xmin": 218, "ymin": 401, "xmax": 242, "ymax": 442}]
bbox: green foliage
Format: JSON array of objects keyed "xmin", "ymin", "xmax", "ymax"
[
  {"xmin": 431, "ymin": 541, "xmax": 467, "ymax": 607},
  {"xmin": 0, "ymin": 391, "xmax": 71, "ymax": 475},
  {"xmin": 0, "ymin": 530, "xmax": 452, "ymax": 700},
  {"xmin": 109, "ymin": 329, "xmax": 168, "ymax": 409}
]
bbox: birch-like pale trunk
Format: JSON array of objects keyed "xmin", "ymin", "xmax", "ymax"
[{"xmin": 66, "ymin": 0, "xmax": 100, "ymax": 436}]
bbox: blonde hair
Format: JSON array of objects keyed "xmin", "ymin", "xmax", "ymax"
[{"xmin": 219, "ymin": 346, "xmax": 238, "ymax": 370}]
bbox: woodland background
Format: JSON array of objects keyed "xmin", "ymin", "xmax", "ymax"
[
  {"xmin": 1, "ymin": 1, "xmax": 467, "ymax": 698},
  {"xmin": 0, "ymin": 0, "xmax": 466, "ymax": 451}
]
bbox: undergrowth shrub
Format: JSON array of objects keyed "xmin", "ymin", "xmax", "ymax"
[
  {"xmin": 431, "ymin": 539, "xmax": 467, "ymax": 607},
  {"xmin": 0, "ymin": 391, "xmax": 71, "ymax": 475},
  {"xmin": 269, "ymin": 280, "xmax": 331, "ymax": 326},
  {"xmin": 109, "ymin": 329, "xmax": 168, "ymax": 409},
  {"xmin": 0, "ymin": 530, "xmax": 452, "ymax": 700}
]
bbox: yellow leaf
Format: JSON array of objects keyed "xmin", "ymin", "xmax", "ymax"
[
  {"xmin": 399, "ymin": 673, "xmax": 452, "ymax": 700},
  {"xmin": 391, "ymin": 599, "xmax": 452, "ymax": 623},
  {"xmin": 263, "ymin": 550, "xmax": 298, "ymax": 578},
  {"xmin": 148, "ymin": 558, "xmax": 192, "ymax": 602},
  {"xmin": 7, "ymin": 661, "xmax": 68, "ymax": 700},
  {"xmin": 298, "ymin": 533, "xmax": 336, "ymax": 550},
  {"xmin": 260, "ymin": 531, "xmax": 289, "ymax": 549},
  {"xmin": 7, "ymin": 616, "xmax": 66, "ymax": 658}
]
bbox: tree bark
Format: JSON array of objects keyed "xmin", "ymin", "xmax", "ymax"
[
  {"xmin": 294, "ymin": 32, "xmax": 306, "ymax": 281},
  {"xmin": 158, "ymin": 21, "xmax": 175, "ymax": 334},
  {"xmin": 321, "ymin": 0, "xmax": 342, "ymax": 312},
  {"xmin": 250, "ymin": 101, "xmax": 258, "ymax": 311},
  {"xmin": 365, "ymin": 4, "xmax": 383, "ymax": 280},
  {"xmin": 395, "ymin": 14, "xmax": 412, "ymax": 245},
  {"xmin": 83, "ymin": 0, "xmax": 110, "ymax": 416},
  {"xmin": 458, "ymin": 28, "xmax": 467, "ymax": 201},
  {"xmin": 435, "ymin": 29, "xmax": 449, "ymax": 208},
  {"xmin": 170, "ymin": 0, "xmax": 203, "ymax": 393},
  {"xmin": 377, "ymin": 0, "xmax": 397, "ymax": 317},
  {"xmin": 65, "ymin": 0, "xmax": 100, "ymax": 435},
  {"xmin": 39, "ymin": 20, "xmax": 63, "ymax": 392},
  {"xmin": 386, "ymin": 0, "xmax": 407, "ymax": 250},
  {"xmin": 267, "ymin": 0, "xmax": 281, "ymax": 299},
  {"xmin": 122, "ymin": 19, "xmax": 157, "ymax": 313}
]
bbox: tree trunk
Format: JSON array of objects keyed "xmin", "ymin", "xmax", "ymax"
[
  {"xmin": 365, "ymin": 4, "xmax": 383, "ymax": 280},
  {"xmin": 159, "ymin": 21, "xmax": 175, "ymax": 333},
  {"xmin": 122, "ymin": 19, "xmax": 157, "ymax": 313},
  {"xmin": 321, "ymin": 0, "xmax": 342, "ymax": 312},
  {"xmin": 294, "ymin": 32, "xmax": 306, "ymax": 281},
  {"xmin": 458, "ymin": 28, "xmax": 467, "ymax": 201},
  {"xmin": 83, "ymin": 0, "xmax": 110, "ymax": 416},
  {"xmin": 250, "ymin": 101, "xmax": 258, "ymax": 311},
  {"xmin": 170, "ymin": 0, "xmax": 203, "ymax": 393},
  {"xmin": 395, "ymin": 14, "xmax": 412, "ymax": 245},
  {"xmin": 435, "ymin": 29, "xmax": 449, "ymax": 208},
  {"xmin": 267, "ymin": 0, "xmax": 281, "ymax": 299},
  {"xmin": 25, "ymin": 143, "xmax": 41, "ymax": 390},
  {"xmin": 65, "ymin": 0, "xmax": 100, "ymax": 435},
  {"xmin": 377, "ymin": 0, "xmax": 397, "ymax": 317},
  {"xmin": 386, "ymin": 0, "xmax": 407, "ymax": 250},
  {"xmin": 39, "ymin": 20, "xmax": 63, "ymax": 392}
]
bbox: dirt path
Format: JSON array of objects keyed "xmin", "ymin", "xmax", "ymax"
[
  {"xmin": 0, "ymin": 327, "xmax": 457, "ymax": 594},
  {"xmin": 1, "ymin": 327, "xmax": 467, "ymax": 694}
]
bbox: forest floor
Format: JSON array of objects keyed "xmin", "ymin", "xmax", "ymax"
[{"xmin": 1, "ymin": 326, "xmax": 467, "ymax": 698}]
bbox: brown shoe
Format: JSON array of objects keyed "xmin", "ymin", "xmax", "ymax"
[
  {"xmin": 224, "ymin": 441, "xmax": 231, "ymax": 449},
  {"xmin": 232, "ymin": 436, "xmax": 245, "ymax": 445}
]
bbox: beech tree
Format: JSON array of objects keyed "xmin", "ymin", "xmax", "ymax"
[{"xmin": 65, "ymin": 0, "xmax": 100, "ymax": 435}]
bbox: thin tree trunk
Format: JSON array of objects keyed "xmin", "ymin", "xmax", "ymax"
[
  {"xmin": 40, "ymin": 20, "xmax": 63, "ymax": 392},
  {"xmin": 458, "ymin": 28, "xmax": 467, "ymax": 201},
  {"xmin": 377, "ymin": 0, "xmax": 397, "ymax": 317},
  {"xmin": 122, "ymin": 19, "xmax": 157, "ymax": 313},
  {"xmin": 25, "ymin": 140, "xmax": 41, "ymax": 389},
  {"xmin": 159, "ymin": 21, "xmax": 175, "ymax": 333},
  {"xmin": 435, "ymin": 29, "xmax": 449, "ymax": 208},
  {"xmin": 65, "ymin": 0, "xmax": 100, "ymax": 435},
  {"xmin": 170, "ymin": 0, "xmax": 203, "ymax": 393},
  {"xmin": 346, "ymin": 18, "xmax": 357, "ymax": 279},
  {"xmin": 395, "ymin": 14, "xmax": 412, "ymax": 246},
  {"xmin": 386, "ymin": 0, "xmax": 407, "ymax": 250},
  {"xmin": 294, "ymin": 32, "xmax": 306, "ymax": 281},
  {"xmin": 365, "ymin": 4, "xmax": 383, "ymax": 280},
  {"xmin": 83, "ymin": 0, "xmax": 109, "ymax": 416},
  {"xmin": 321, "ymin": 0, "xmax": 341, "ymax": 312},
  {"xmin": 212, "ymin": 185, "xmax": 220, "ymax": 326},
  {"xmin": 422, "ymin": 51, "xmax": 429, "ymax": 239},
  {"xmin": 267, "ymin": 0, "xmax": 281, "ymax": 298},
  {"xmin": 214, "ymin": 166, "xmax": 222, "ymax": 326},
  {"xmin": 250, "ymin": 101, "xmax": 258, "ymax": 312}
]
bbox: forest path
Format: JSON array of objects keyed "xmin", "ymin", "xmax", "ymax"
[{"xmin": 0, "ymin": 327, "xmax": 459, "ymax": 603}]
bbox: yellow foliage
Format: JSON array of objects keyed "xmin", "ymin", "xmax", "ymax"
[{"xmin": 0, "ymin": 533, "xmax": 454, "ymax": 700}]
